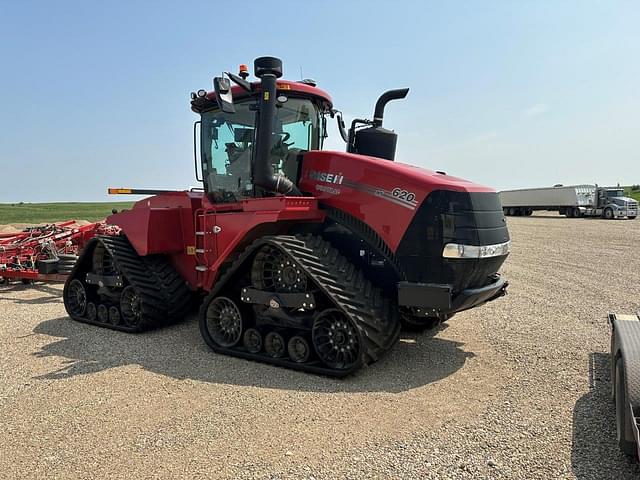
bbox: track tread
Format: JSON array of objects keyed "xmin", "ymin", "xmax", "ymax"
[
  {"xmin": 199, "ymin": 233, "xmax": 400, "ymax": 376},
  {"xmin": 63, "ymin": 235, "xmax": 192, "ymax": 332}
]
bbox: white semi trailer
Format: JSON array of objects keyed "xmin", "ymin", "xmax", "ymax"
[{"xmin": 499, "ymin": 185, "xmax": 638, "ymax": 219}]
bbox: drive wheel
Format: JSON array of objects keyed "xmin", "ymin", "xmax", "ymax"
[
  {"xmin": 66, "ymin": 279, "xmax": 87, "ymax": 317},
  {"xmin": 252, "ymin": 246, "xmax": 307, "ymax": 293},
  {"xmin": 604, "ymin": 208, "xmax": 614, "ymax": 219},
  {"xmin": 120, "ymin": 286, "xmax": 142, "ymax": 327},
  {"xmin": 615, "ymin": 356, "xmax": 637, "ymax": 456},
  {"xmin": 288, "ymin": 335, "xmax": 311, "ymax": 363},
  {"xmin": 243, "ymin": 328, "xmax": 263, "ymax": 353},
  {"xmin": 265, "ymin": 332, "xmax": 286, "ymax": 358},
  {"xmin": 92, "ymin": 243, "xmax": 115, "ymax": 275},
  {"xmin": 204, "ymin": 297, "xmax": 243, "ymax": 347},
  {"xmin": 312, "ymin": 309, "xmax": 361, "ymax": 370}
]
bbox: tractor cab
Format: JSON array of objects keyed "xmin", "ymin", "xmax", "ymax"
[
  {"xmin": 191, "ymin": 59, "xmax": 333, "ymax": 203},
  {"xmin": 198, "ymin": 93, "xmax": 325, "ymax": 202}
]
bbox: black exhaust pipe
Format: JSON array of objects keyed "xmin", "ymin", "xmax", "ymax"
[
  {"xmin": 252, "ymin": 56, "xmax": 301, "ymax": 196},
  {"xmin": 349, "ymin": 88, "xmax": 409, "ymax": 161},
  {"xmin": 373, "ymin": 88, "xmax": 409, "ymax": 127}
]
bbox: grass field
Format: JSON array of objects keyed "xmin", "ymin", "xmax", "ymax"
[
  {"xmin": 627, "ymin": 191, "xmax": 640, "ymax": 202},
  {"xmin": 2, "ymin": 184, "xmax": 638, "ymax": 224},
  {"xmin": 0, "ymin": 202, "xmax": 134, "ymax": 224}
]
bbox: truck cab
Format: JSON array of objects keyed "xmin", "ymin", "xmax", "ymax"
[{"xmin": 598, "ymin": 188, "xmax": 638, "ymax": 219}]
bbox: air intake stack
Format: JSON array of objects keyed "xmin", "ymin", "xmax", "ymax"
[{"xmin": 350, "ymin": 88, "xmax": 409, "ymax": 161}]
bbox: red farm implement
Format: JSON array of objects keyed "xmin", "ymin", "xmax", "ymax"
[{"xmin": 0, "ymin": 221, "xmax": 118, "ymax": 283}]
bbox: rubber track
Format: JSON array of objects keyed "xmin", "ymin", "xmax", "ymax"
[
  {"xmin": 64, "ymin": 235, "xmax": 191, "ymax": 332},
  {"xmin": 142, "ymin": 255, "xmax": 192, "ymax": 325},
  {"xmin": 200, "ymin": 234, "xmax": 401, "ymax": 376}
]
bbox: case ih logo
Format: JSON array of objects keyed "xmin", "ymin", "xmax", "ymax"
[
  {"xmin": 307, "ymin": 170, "xmax": 344, "ymax": 185},
  {"xmin": 307, "ymin": 169, "xmax": 418, "ymax": 209}
]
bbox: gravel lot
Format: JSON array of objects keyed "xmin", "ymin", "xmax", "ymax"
[{"xmin": 1, "ymin": 213, "xmax": 639, "ymax": 479}]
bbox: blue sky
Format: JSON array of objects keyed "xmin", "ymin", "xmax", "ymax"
[{"xmin": 1, "ymin": 1, "xmax": 638, "ymax": 202}]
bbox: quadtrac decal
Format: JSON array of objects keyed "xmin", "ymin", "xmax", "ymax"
[{"xmin": 306, "ymin": 169, "xmax": 418, "ymax": 210}]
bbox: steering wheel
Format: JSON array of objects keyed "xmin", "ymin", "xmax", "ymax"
[
  {"xmin": 279, "ymin": 132, "xmax": 294, "ymax": 148},
  {"xmin": 280, "ymin": 132, "xmax": 291, "ymax": 142}
]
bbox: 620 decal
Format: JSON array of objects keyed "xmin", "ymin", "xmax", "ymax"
[{"xmin": 391, "ymin": 188, "xmax": 416, "ymax": 202}]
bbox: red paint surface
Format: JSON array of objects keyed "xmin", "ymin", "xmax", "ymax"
[
  {"xmin": 198, "ymin": 79, "xmax": 333, "ymax": 110},
  {"xmin": 109, "ymin": 193, "xmax": 324, "ymax": 290},
  {"xmin": 106, "ymin": 152, "xmax": 497, "ymax": 291},
  {"xmin": 299, "ymin": 150, "xmax": 495, "ymax": 251}
]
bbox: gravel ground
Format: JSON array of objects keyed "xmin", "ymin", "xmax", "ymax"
[{"xmin": 0, "ymin": 213, "xmax": 639, "ymax": 479}]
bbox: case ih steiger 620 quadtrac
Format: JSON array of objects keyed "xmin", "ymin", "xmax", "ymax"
[{"xmin": 63, "ymin": 56, "xmax": 511, "ymax": 376}]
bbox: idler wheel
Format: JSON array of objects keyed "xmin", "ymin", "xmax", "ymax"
[
  {"xmin": 204, "ymin": 297, "xmax": 243, "ymax": 347},
  {"xmin": 264, "ymin": 331, "xmax": 286, "ymax": 358},
  {"xmin": 243, "ymin": 328, "xmax": 263, "ymax": 353},
  {"xmin": 120, "ymin": 286, "xmax": 142, "ymax": 327},
  {"xmin": 252, "ymin": 246, "xmax": 307, "ymax": 293},
  {"xmin": 312, "ymin": 309, "xmax": 361, "ymax": 370},
  {"xmin": 287, "ymin": 335, "xmax": 311, "ymax": 363},
  {"xmin": 66, "ymin": 279, "xmax": 87, "ymax": 317}
]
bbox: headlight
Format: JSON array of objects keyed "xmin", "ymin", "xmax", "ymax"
[{"xmin": 442, "ymin": 240, "xmax": 511, "ymax": 259}]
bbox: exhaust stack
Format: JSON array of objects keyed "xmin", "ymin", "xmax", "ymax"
[
  {"xmin": 350, "ymin": 88, "xmax": 409, "ymax": 161},
  {"xmin": 373, "ymin": 88, "xmax": 409, "ymax": 127}
]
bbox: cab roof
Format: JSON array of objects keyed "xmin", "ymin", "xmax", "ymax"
[{"xmin": 190, "ymin": 79, "xmax": 333, "ymax": 114}]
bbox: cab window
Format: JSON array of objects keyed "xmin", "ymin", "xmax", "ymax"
[{"xmin": 200, "ymin": 97, "xmax": 322, "ymax": 202}]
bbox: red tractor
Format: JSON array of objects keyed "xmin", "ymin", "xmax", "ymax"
[{"xmin": 63, "ymin": 57, "xmax": 510, "ymax": 376}]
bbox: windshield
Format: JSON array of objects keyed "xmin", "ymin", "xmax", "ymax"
[
  {"xmin": 604, "ymin": 189, "xmax": 624, "ymax": 199},
  {"xmin": 200, "ymin": 97, "xmax": 323, "ymax": 202}
]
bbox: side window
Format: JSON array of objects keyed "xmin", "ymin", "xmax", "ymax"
[
  {"xmin": 282, "ymin": 121, "xmax": 312, "ymax": 150},
  {"xmin": 275, "ymin": 99, "xmax": 319, "ymax": 151},
  {"xmin": 202, "ymin": 102, "xmax": 255, "ymax": 201}
]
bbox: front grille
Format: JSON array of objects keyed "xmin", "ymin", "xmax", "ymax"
[{"xmin": 396, "ymin": 190, "xmax": 510, "ymax": 292}]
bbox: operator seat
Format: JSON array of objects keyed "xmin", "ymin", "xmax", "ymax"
[
  {"xmin": 226, "ymin": 145, "xmax": 252, "ymax": 184},
  {"xmin": 281, "ymin": 148, "xmax": 304, "ymax": 183}
]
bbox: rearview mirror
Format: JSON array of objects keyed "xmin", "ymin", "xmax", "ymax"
[
  {"xmin": 213, "ymin": 76, "xmax": 235, "ymax": 113},
  {"xmin": 335, "ymin": 112, "xmax": 348, "ymax": 143}
]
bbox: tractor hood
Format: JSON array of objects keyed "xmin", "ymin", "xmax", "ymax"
[{"xmin": 299, "ymin": 150, "xmax": 506, "ymax": 253}]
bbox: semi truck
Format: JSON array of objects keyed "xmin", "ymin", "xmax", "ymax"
[{"xmin": 499, "ymin": 185, "xmax": 638, "ymax": 219}]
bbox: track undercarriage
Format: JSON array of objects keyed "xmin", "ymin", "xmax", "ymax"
[
  {"xmin": 63, "ymin": 236, "xmax": 191, "ymax": 332},
  {"xmin": 199, "ymin": 234, "xmax": 401, "ymax": 376},
  {"xmin": 63, "ymin": 233, "xmax": 401, "ymax": 376}
]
